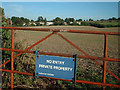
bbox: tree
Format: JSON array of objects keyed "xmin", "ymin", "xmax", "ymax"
[
  {"xmin": 53, "ymin": 17, "xmax": 64, "ymax": 25},
  {"xmin": 23, "ymin": 18, "xmax": 30, "ymax": 25},
  {"xmin": 108, "ymin": 17, "xmax": 117, "ymax": 20},
  {"xmin": 118, "ymin": 17, "xmax": 120, "ymax": 20},
  {"xmin": 65, "ymin": 18, "xmax": 70, "ymax": 24},
  {"xmin": 11, "ymin": 17, "xmax": 23, "ymax": 26},
  {"xmin": 65, "ymin": 18, "xmax": 75, "ymax": 25},
  {"xmin": 11, "ymin": 16, "xmax": 30, "ymax": 26},
  {"xmin": 1, "ymin": 6, "xmax": 12, "ymax": 75},
  {"xmin": 36, "ymin": 16, "xmax": 47, "ymax": 26},
  {"xmin": 89, "ymin": 18, "xmax": 93, "ymax": 21},
  {"xmin": 0, "ymin": 7, "xmax": 6, "ymax": 25},
  {"xmin": 111, "ymin": 17, "xmax": 117, "ymax": 20},
  {"xmin": 31, "ymin": 20, "xmax": 34, "ymax": 22},
  {"xmin": 44, "ymin": 18, "xmax": 47, "ymax": 25},
  {"xmin": 76, "ymin": 19, "xmax": 82, "ymax": 21},
  {"xmin": 100, "ymin": 19, "xmax": 105, "ymax": 21},
  {"xmin": 37, "ymin": 16, "xmax": 44, "ymax": 22},
  {"xmin": 20, "ymin": 17, "xmax": 24, "ymax": 20},
  {"xmin": 35, "ymin": 21, "xmax": 41, "ymax": 26},
  {"xmin": 69, "ymin": 18, "xmax": 75, "ymax": 22}
]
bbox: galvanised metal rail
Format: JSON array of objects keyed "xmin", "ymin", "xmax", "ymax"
[{"xmin": 0, "ymin": 27, "xmax": 120, "ymax": 89}]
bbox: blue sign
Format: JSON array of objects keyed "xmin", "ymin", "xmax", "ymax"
[{"xmin": 35, "ymin": 51, "xmax": 77, "ymax": 82}]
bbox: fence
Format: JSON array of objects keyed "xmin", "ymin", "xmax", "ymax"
[{"xmin": 0, "ymin": 27, "xmax": 120, "ymax": 89}]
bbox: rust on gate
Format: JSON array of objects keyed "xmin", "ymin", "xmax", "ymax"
[{"xmin": 0, "ymin": 27, "xmax": 120, "ymax": 88}]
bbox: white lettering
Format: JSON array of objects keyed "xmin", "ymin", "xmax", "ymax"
[
  {"xmin": 53, "ymin": 66, "xmax": 72, "ymax": 71},
  {"xmin": 46, "ymin": 60, "xmax": 52, "ymax": 64},
  {"xmin": 39, "ymin": 64, "xmax": 53, "ymax": 69},
  {"xmin": 39, "ymin": 72, "xmax": 54, "ymax": 76},
  {"xmin": 46, "ymin": 60, "xmax": 64, "ymax": 65},
  {"xmin": 39, "ymin": 64, "xmax": 72, "ymax": 72}
]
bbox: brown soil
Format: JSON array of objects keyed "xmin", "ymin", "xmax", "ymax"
[{"xmin": 14, "ymin": 26, "xmax": 119, "ymax": 88}]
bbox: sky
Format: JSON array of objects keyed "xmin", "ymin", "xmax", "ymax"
[
  {"xmin": 1, "ymin": 0, "xmax": 120, "ymax": 2},
  {"xmin": 1, "ymin": 2, "xmax": 119, "ymax": 21}
]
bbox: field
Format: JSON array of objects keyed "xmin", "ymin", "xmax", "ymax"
[
  {"xmin": 15, "ymin": 26, "xmax": 119, "ymax": 57},
  {"xmin": 81, "ymin": 21, "xmax": 119, "ymax": 28},
  {"xmin": 12, "ymin": 26, "xmax": 119, "ymax": 88}
]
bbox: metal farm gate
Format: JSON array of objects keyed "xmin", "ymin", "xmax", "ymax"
[{"xmin": 0, "ymin": 27, "xmax": 120, "ymax": 89}]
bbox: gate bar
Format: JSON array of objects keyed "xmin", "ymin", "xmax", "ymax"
[
  {"xmin": 0, "ymin": 27, "xmax": 120, "ymax": 35},
  {"xmin": 103, "ymin": 34, "xmax": 108, "ymax": 89},
  {"xmin": 1, "ymin": 27, "xmax": 120, "ymax": 88},
  {"xmin": 56, "ymin": 33, "xmax": 120, "ymax": 81},
  {"xmin": 0, "ymin": 33, "xmax": 53, "ymax": 68},
  {"xmin": 1, "ymin": 48, "xmax": 120, "ymax": 62},
  {"xmin": 1, "ymin": 69, "xmax": 120, "ymax": 88},
  {"xmin": 56, "ymin": 33, "xmax": 89, "ymax": 56},
  {"xmin": 11, "ymin": 29, "xmax": 14, "ymax": 88},
  {"xmin": 56, "ymin": 33, "xmax": 102, "ymax": 65},
  {"xmin": 103, "ymin": 34, "xmax": 108, "ymax": 83},
  {"xmin": 1, "ymin": 49, "xmax": 120, "ymax": 81}
]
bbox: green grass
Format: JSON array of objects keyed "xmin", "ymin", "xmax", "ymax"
[
  {"xmin": 81, "ymin": 21, "xmax": 119, "ymax": 28},
  {"xmin": 99, "ymin": 22, "xmax": 118, "ymax": 27},
  {"xmin": 99, "ymin": 22, "xmax": 118, "ymax": 25}
]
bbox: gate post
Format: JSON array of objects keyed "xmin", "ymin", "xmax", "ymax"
[
  {"xmin": 103, "ymin": 34, "xmax": 108, "ymax": 89},
  {"xmin": 11, "ymin": 29, "xmax": 14, "ymax": 89}
]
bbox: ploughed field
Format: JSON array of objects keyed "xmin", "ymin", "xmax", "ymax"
[{"xmin": 14, "ymin": 26, "xmax": 119, "ymax": 88}]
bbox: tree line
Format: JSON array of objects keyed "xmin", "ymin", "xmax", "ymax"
[
  {"xmin": 1, "ymin": 6, "xmax": 120, "ymax": 27},
  {"xmin": 10, "ymin": 16, "xmax": 83, "ymax": 26},
  {"xmin": 10, "ymin": 16, "xmax": 120, "ymax": 27}
]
